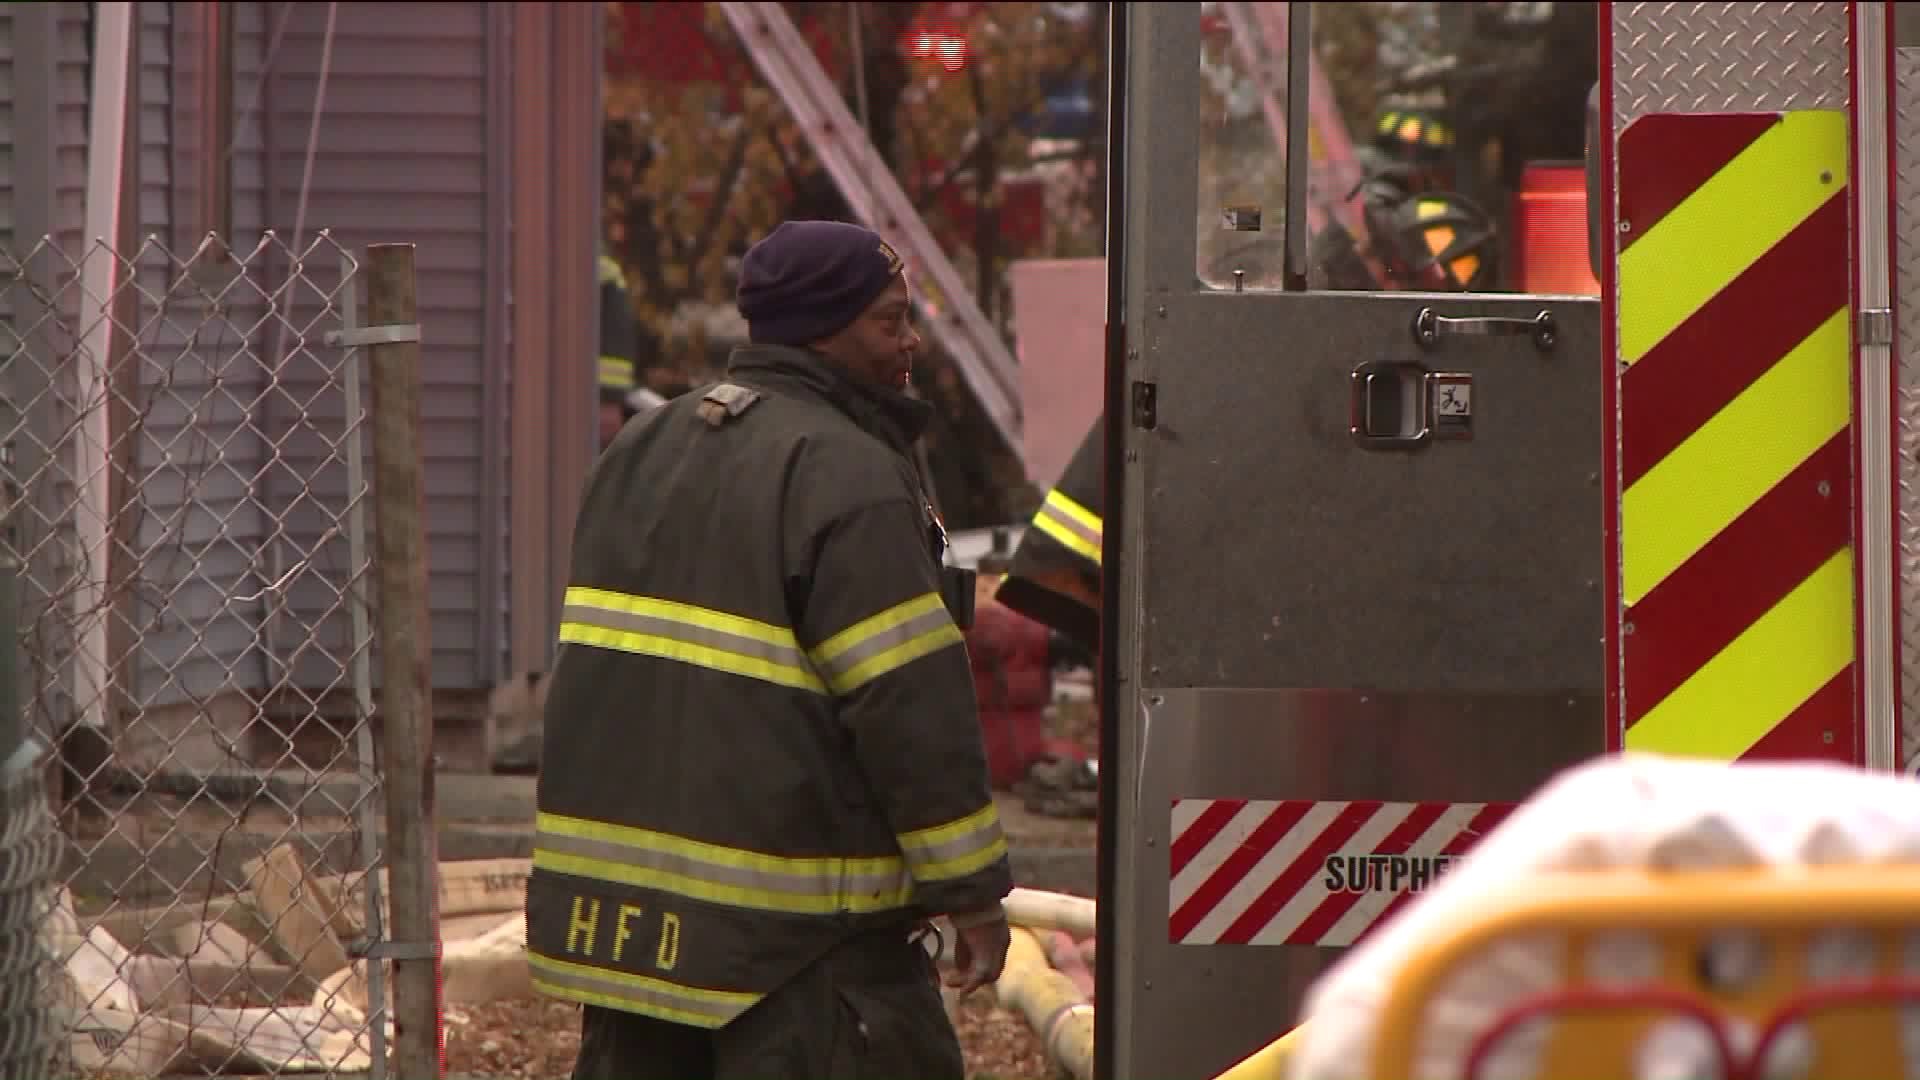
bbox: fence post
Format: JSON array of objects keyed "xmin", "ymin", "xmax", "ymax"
[
  {"xmin": 0, "ymin": 440, "xmax": 57, "ymax": 1080},
  {"xmin": 363, "ymin": 243, "xmax": 443, "ymax": 1080}
]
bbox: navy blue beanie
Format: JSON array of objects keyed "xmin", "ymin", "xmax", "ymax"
[{"xmin": 736, "ymin": 221, "xmax": 905, "ymax": 346}]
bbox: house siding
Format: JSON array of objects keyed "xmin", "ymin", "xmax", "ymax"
[
  {"xmin": 127, "ymin": 1, "xmax": 279, "ymax": 711},
  {"xmin": 253, "ymin": 1, "xmax": 494, "ymax": 693},
  {"xmin": 8, "ymin": 2, "xmax": 519, "ymax": 733},
  {"xmin": 2, "ymin": 3, "xmax": 122, "ymax": 733}
]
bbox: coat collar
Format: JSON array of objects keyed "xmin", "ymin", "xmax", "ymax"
[{"xmin": 725, "ymin": 345, "xmax": 933, "ymax": 456}]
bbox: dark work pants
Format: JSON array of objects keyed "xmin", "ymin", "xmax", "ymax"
[{"xmin": 568, "ymin": 929, "xmax": 965, "ymax": 1080}]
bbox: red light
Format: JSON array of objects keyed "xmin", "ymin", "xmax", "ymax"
[
  {"xmin": 938, "ymin": 37, "xmax": 967, "ymax": 72},
  {"xmin": 900, "ymin": 20, "xmax": 966, "ymax": 73},
  {"xmin": 1513, "ymin": 163, "xmax": 1599, "ymax": 297}
]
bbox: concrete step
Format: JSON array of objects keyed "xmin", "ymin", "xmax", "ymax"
[
  {"xmin": 60, "ymin": 822, "xmax": 536, "ymax": 914},
  {"xmin": 98, "ymin": 767, "xmax": 539, "ymax": 826},
  {"xmin": 62, "ymin": 825, "xmax": 1095, "ymax": 916},
  {"xmin": 63, "ymin": 769, "xmax": 1095, "ymax": 910}
]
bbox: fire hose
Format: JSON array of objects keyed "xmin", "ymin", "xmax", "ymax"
[{"xmin": 942, "ymin": 891, "xmax": 1309, "ymax": 1080}]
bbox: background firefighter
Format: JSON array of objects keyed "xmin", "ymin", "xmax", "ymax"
[
  {"xmin": 598, "ymin": 253, "xmax": 643, "ymax": 451},
  {"xmin": 529, "ymin": 220, "xmax": 1015, "ymax": 1080},
  {"xmin": 995, "ymin": 416, "xmax": 1104, "ymax": 656},
  {"xmin": 991, "ymin": 420, "xmax": 1104, "ymax": 818}
]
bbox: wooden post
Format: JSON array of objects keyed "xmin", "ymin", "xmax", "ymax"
[{"xmin": 363, "ymin": 243, "xmax": 443, "ymax": 1080}]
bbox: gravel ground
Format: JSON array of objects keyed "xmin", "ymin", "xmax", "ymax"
[{"xmin": 443, "ymin": 992, "xmax": 1062, "ymax": 1080}]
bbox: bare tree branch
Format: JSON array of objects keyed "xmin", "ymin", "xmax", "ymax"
[{"xmin": 687, "ymin": 125, "xmax": 755, "ymax": 272}]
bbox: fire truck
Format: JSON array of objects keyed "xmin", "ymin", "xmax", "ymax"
[{"xmin": 1085, "ymin": 3, "xmax": 1914, "ymax": 1079}]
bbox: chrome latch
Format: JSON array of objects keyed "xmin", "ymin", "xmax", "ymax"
[
  {"xmin": 1350, "ymin": 362, "xmax": 1474, "ymax": 450},
  {"xmin": 1412, "ymin": 308, "xmax": 1558, "ymax": 353},
  {"xmin": 1859, "ymin": 307, "xmax": 1893, "ymax": 349}
]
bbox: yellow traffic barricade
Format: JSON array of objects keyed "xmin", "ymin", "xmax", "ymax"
[{"xmin": 1236, "ymin": 755, "xmax": 1920, "ymax": 1080}]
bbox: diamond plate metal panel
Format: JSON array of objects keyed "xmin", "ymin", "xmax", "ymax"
[
  {"xmin": 1898, "ymin": 48, "xmax": 1920, "ymax": 774},
  {"xmin": 1612, "ymin": 2, "xmax": 1851, "ymax": 130}
]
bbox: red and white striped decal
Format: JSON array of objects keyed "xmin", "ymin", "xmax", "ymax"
[{"xmin": 1168, "ymin": 798, "xmax": 1515, "ymax": 946}]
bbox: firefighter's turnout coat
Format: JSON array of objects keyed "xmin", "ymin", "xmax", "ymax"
[
  {"xmin": 598, "ymin": 255, "xmax": 639, "ymax": 404},
  {"xmin": 526, "ymin": 345, "xmax": 1014, "ymax": 1030},
  {"xmin": 996, "ymin": 414, "xmax": 1103, "ymax": 650}
]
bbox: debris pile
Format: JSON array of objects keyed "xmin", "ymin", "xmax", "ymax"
[
  {"xmin": 46, "ymin": 853, "xmax": 1098, "ymax": 1080},
  {"xmin": 46, "ymin": 849, "xmax": 531, "ymax": 1076}
]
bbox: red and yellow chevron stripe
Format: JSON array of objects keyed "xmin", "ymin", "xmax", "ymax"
[{"xmin": 1616, "ymin": 110, "xmax": 1857, "ymax": 763}]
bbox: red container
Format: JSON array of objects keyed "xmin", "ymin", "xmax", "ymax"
[
  {"xmin": 1510, "ymin": 161, "xmax": 1600, "ymax": 296},
  {"xmin": 967, "ymin": 599, "xmax": 1056, "ymax": 787}
]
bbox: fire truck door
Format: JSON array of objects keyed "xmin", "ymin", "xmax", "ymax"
[{"xmin": 1101, "ymin": 6, "xmax": 1605, "ymax": 1079}]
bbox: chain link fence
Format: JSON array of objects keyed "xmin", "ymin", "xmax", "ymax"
[
  {"xmin": 0, "ymin": 738, "xmax": 61, "ymax": 1079},
  {"xmin": 0, "ymin": 229, "xmax": 434, "ymax": 1078}
]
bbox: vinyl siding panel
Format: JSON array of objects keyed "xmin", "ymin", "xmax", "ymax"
[
  {"xmin": 258, "ymin": 2, "xmax": 491, "ymax": 692},
  {"xmin": 129, "ymin": 1, "xmax": 279, "ymax": 708},
  {"xmin": 12, "ymin": 1, "xmax": 508, "ymax": 725},
  {"xmin": 5, "ymin": 4, "xmax": 112, "ymax": 733}
]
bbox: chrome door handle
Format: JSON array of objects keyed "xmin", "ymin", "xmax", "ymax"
[{"xmin": 1412, "ymin": 308, "xmax": 1558, "ymax": 352}]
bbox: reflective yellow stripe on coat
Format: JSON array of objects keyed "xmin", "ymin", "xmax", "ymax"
[
  {"xmin": 534, "ymin": 812, "xmax": 915, "ymax": 915},
  {"xmin": 557, "ymin": 586, "xmax": 963, "ymax": 696},
  {"xmin": 530, "ymin": 952, "xmax": 760, "ymax": 1029},
  {"xmin": 898, "ymin": 802, "xmax": 1008, "ymax": 883},
  {"xmin": 598, "ymin": 356, "xmax": 633, "ymax": 390},
  {"xmin": 535, "ymin": 806, "xmax": 1005, "ymax": 914},
  {"xmin": 811, "ymin": 592, "xmax": 964, "ymax": 695},
  {"xmin": 558, "ymin": 587, "xmax": 826, "ymax": 692},
  {"xmin": 1032, "ymin": 488, "xmax": 1102, "ymax": 566}
]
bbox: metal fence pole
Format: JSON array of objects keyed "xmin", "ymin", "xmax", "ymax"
[
  {"xmin": 0, "ymin": 438, "xmax": 58, "ymax": 1080},
  {"xmin": 338, "ymin": 253, "xmax": 389, "ymax": 1079},
  {"xmin": 363, "ymin": 243, "xmax": 442, "ymax": 1080}
]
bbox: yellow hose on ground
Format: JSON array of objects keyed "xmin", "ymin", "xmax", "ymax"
[
  {"xmin": 993, "ymin": 927, "xmax": 1095, "ymax": 1080},
  {"xmin": 1004, "ymin": 887, "xmax": 1096, "ymax": 938},
  {"xmin": 969, "ymin": 894, "xmax": 1298, "ymax": 1080},
  {"xmin": 1211, "ymin": 1021, "xmax": 1310, "ymax": 1080}
]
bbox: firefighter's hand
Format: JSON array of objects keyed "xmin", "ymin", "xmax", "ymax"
[{"xmin": 944, "ymin": 905, "xmax": 1011, "ymax": 996}]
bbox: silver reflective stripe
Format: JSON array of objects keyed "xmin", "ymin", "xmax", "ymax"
[
  {"xmin": 534, "ymin": 828, "xmax": 912, "ymax": 914},
  {"xmin": 1033, "ymin": 490, "xmax": 1102, "ymax": 566},
  {"xmin": 899, "ymin": 804, "xmax": 1009, "ymax": 883},
  {"xmin": 530, "ymin": 954, "xmax": 758, "ymax": 1029},
  {"xmin": 562, "ymin": 602, "xmax": 815, "ymax": 675},
  {"xmin": 901, "ymin": 822, "xmax": 1007, "ymax": 882},
  {"xmin": 1040, "ymin": 494, "xmax": 1101, "ymax": 549},
  {"xmin": 813, "ymin": 594, "xmax": 961, "ymax": 694}
]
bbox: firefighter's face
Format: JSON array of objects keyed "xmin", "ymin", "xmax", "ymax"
[{"xmin": 822, "ymin": 276, "xmax": 920, "ymax": 392}]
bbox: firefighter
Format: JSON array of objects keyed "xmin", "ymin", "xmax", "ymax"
[
  {"xmin": 1368, "ymin": 190, "xmax": 1500, "ymax": 292},
  {"xmin": 993, "ymin": 420, "xmax": 1103, "ymax": 819},
  {"xmin": 995, "ymin": 415, "xmax": 1103, "ymax": 654},
  {"xmin": 598, "ymin": 252, "xmax": 642, "ymax": 450},
  {"xmin": 1365, "ymin": 101, "xmax": 1457, "ymax": 190},
  {"xmin": 529, "ymin": 219, "xmax": 1014, "ymax": 1080}
]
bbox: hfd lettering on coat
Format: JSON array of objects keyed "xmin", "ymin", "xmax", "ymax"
[
  {"xmin": 565, "ymin": 896, "xmax": 684, "ymax": 972},
  {"xmin": 1322, "ymin": 854, "xmax": 1459, "ymax": 895}
]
